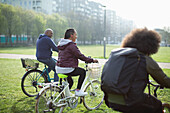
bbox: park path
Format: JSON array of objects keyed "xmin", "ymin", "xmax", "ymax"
[{"xmin": 0, "ymin": 53, "xmax": 170, "ymax": 69}]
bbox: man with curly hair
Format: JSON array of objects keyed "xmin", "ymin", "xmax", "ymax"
[{"xmin": 106, "ymin": 28, "xmax": 170, "ymax": 113}]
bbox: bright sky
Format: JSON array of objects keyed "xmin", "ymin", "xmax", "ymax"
[{"xmin": 91, "ymin": 0, "xmax": 170, "ymax": 29}]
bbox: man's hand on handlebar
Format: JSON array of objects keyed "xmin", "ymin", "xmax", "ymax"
[{"xmin": 93, "ymin": 59, "xmax": 98, "ymax": 63}]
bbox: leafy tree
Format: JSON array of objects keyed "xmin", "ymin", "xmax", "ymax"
[
  {"xmin": 13, "ymin": 7, "xmax": 24, "ymax": 45},
  {"xmin": 31, "ymin": 13, "xmax": 46, "ymax": 45},
  {"xmin": 0, "ymin": 4, "xmax": 16, "ymax": 46},
  {"xmin": 46, "ymin": 13, "xmax": 68, "ymax": 43},
  {"xmin": 0, "ymin": 5, "xmax": 7, "ymax": 36},
  {"xmin": 163, "ymin": 27, "xmax": 170, "ymax": 45}
]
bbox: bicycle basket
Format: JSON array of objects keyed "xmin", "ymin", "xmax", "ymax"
[
  {"xmin": 21, "ymin": 58, "xmax": 39, "ymax": 69},
  {"xmin": 88, "ymin": 63, "xmax": 102, "ymax": 79}
]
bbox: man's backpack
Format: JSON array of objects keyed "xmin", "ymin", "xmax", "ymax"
[{"xmin": 101, "ymin": 48, "xmax": 141, "ymax": 95}]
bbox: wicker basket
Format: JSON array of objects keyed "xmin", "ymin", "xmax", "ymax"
[
  {"xmin": 88, "ymin": 63, "xmax": 102, "ymax": 79},
  {"xmin": 21, "ymin": 58, "xmax": 39, "ymax": 69}
]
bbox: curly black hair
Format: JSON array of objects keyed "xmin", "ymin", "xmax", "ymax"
[{"xmin": 121, "ymin": 28, "xmax": 161, "ymax": 55}]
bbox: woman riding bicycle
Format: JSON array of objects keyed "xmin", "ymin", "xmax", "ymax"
[
  {"xmin": 56, "ymin": 28, "xmax": 98, "ymax": 97},
  {"xmin": 105, "ymin": 28, "xmax": 170, "ymax": 113}
]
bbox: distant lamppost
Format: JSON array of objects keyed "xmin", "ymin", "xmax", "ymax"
[
  {"xmin": 103, "ymin": 5, "xmax": 106, "ymax": 59},
  {"xmin": 103, "ymin": 37, "xmax": 106, "ymax": 58}
]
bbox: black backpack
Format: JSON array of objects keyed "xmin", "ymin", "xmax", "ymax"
[{"xmin": 101, "ymin": 48, "xmax": 141, "ymax": 95}]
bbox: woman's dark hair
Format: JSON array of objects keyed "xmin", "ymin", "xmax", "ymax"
[
  {"xmin": 121, "ymin": 28, "xmax": 161, "ymax": 55},
  {"xmin": 64, "ymin": 29, "xmax": 75, "ymax": 39}
]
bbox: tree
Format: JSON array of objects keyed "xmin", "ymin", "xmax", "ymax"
[
  {"xmin": 0, "ymin": 5, "xmax": 7, "ymax": 35},
  {"xmin": 164, "ymin": 27, "xmax": 170, "ymax": 45},
  {"xmin": 46, "ymin": 13, "xmax": 68, "ymax": 43},
  {"xmin": 0, "ymin": 4, "xmax": 16, "ymax": 46},
  {"xmin": 31, "ymin": 13, "xmax": 46, "ymax": 45},
  {"xmin": 13, "ymin": 7, "xmax": 24, "ymax": 45}
]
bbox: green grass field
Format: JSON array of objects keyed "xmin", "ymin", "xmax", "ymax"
[
  {"xmin": 0, "ymin": 59, "xmax": 117, "ymax": 113},
  {"xmin": 0, "ymin": 46, "xmax": 170, "ymax": 113},
  {"xmin": 0, "ymin": 58, "xmax": 170, "ymax": 113},
  {"xmin": 0, "ymin": 45, "xmax": 170, "ymax": 62}
]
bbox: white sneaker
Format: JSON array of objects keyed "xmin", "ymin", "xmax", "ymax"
[{"xmin": 75, "ymin": 90, "xmax": 88, "ymax": 97}]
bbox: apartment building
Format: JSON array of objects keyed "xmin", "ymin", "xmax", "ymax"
[
  {"xmin": 0, "ymin": 0, "xmax": 56, "ymax": 14},
  {"xmin": 55, "ymin": 0, "xmax": 103, "ymax": 20}
]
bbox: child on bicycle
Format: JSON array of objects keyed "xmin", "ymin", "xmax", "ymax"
[{"xmin": 56, "ymin": 28, "xmax": 98, "ymax": 97}]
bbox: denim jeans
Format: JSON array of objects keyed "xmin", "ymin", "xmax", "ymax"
[{"xmin": 37, "ymin": 57, "xmax": 59, "ymax": 82}]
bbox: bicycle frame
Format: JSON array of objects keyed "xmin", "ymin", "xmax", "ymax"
[
  {"xmin": 80, "ymin": 68, "xmax": 95, "ymax": 91},
  {"xmin": 35, "ymin": 63, "xmax": 104, "ymax": 113},
  {"xmin": 35, "ymin": 65, "xmax": 54, "ymax": 84},
  {"xmin": 148, "ymin": 81, "xmax": 170, "ymax": 113},
  {"xmin": 37, "ymin": 63, "xmax": 101, "ymax": 108}
]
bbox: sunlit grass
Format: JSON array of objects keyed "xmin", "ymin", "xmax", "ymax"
[
  {"xmin": 0, "ymin": 59, "xmax": 117, "ymax": 113},
  {"xmin": 0, "ymin": 58, "xmax": 170, "ymax": 113}
]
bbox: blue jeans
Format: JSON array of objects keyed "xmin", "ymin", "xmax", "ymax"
[{"xmin": 37, "ymin": 58, "xmax": 59, "ymax": 82}]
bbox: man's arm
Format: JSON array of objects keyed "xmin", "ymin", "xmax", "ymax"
[{"xmin": 47, "ymin": 38, "xmax": 58, "ymax": 52}]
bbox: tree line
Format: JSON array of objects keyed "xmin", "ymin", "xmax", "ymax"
[
  {"xmin": 0, "ymin": 3, "xmax": 105, "ymax": 46},
  {"xmin": 0, "ymin": 3, "xmax": 67, "ymax": 46}
]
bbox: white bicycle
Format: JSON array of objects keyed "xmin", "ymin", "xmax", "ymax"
[{"xmin": 35, "ymin": 63, "xmax": 104, "ymax": 113}]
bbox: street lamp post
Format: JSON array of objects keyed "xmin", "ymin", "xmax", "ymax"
[
  {"xmin": 103, "ymin": 5, "xmax": 106, "ymax": 59},
  {"xmin": 103, "ymin": 37, "xmax": 106, "ymax": 58}
]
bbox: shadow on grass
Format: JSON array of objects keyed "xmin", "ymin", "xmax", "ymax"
[{"xmin": 11, "ymin": 97, "xmax": 36, "ymax": 113}]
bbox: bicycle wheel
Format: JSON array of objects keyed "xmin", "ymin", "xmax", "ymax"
[
  {"xmin": 35, "ymin": 85, "xmax": 65, "ymax": 113},
  {"xmin": 21, "ymin": 70, "xmax": 48, "ymax": 97},
  {"xmin": 83, "ymin": 79, "xmax": 104, "ymax": 110}
]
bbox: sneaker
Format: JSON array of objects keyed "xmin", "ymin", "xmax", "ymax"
[{"xmin": 75, "ymin": 90, "xmax": 88, "ymax": 97}]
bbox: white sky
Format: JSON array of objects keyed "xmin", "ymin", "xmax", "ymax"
[{"xmin": 90, "ymin": 0, "xmax": 170, "ymax": 29}]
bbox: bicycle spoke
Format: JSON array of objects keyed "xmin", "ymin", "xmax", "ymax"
[
  {"xmin": 21, "ymin": 70, "xmax": 47, "ymax": 97},
  {"xmin": 27, "ymin": 73, "xmax": 34, "ymax": 81},
  {"xmin": 83, "ymin": 80, "xmax": 104, "ymax": 110},
  {"xmin": 35, "ymin": 86, "xmax": 65, "ymax": 113}
]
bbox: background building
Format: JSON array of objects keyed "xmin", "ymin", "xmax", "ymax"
[
  {"xmin": 0, "ymin": 0, "xmax": 135, "ymax": 45},
  {"xmin": 0, "ymin": 0, "xmax": 56, "ymax": 14}
]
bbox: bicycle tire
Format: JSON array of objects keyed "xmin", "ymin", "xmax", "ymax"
[
  {"xmin": 35, "ymin": 86, "xmax": 65, "ymax": 113},
  {"xmin": 21, "ymin": 70, "xmax": 48, "ymax": 97},
  {"xmin": 83, "ymin": 79, "xmax": 104, "ymax": 110}
]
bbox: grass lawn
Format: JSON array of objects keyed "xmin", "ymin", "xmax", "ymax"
[
  {"xmin": 0, "ymin": 45, "xmax": 170, "ymax": 62},
  {"xmin": 0, "ymin": 59, "xmax": 117, "ymax": 113},
  {"xmin": 0, "ymin": 58, "xmax": 170, "ymax": 113}
]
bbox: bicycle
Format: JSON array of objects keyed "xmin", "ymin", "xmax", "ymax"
[
  {"xmin": 148, "ymin": 80, "xmax": 170, "ymax": 113},
  {"xmin": 21, "ymin": 58, "xmax": 56, "ymax": 97},
  {"xmin": 35, "ymin": 63, "xmax": 104, "ymax": 113}
]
